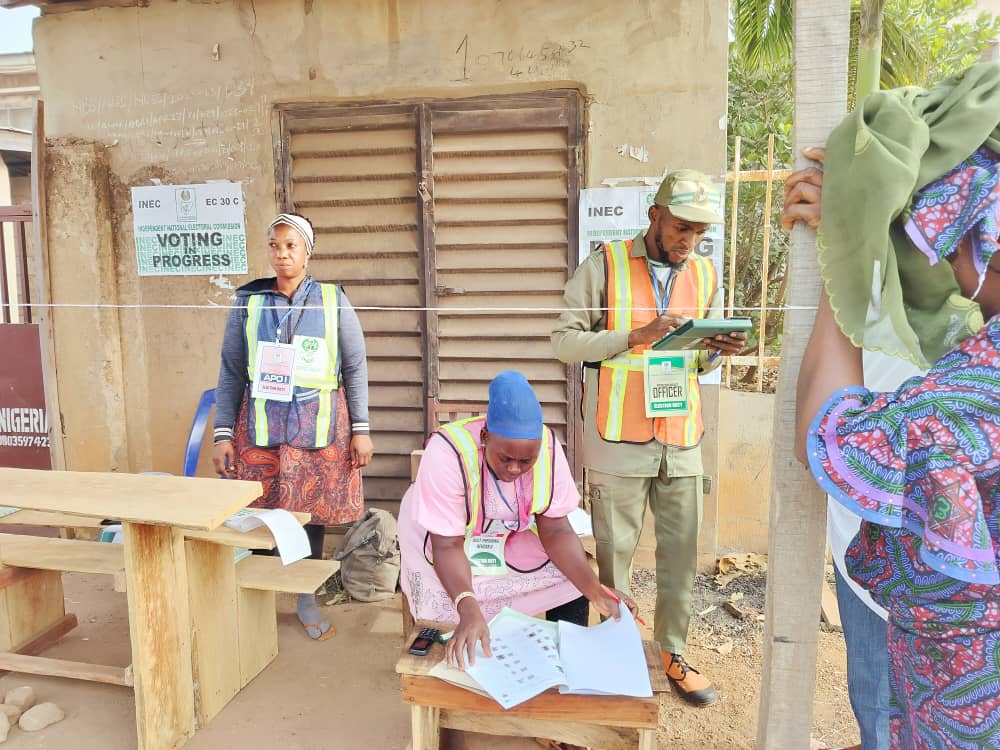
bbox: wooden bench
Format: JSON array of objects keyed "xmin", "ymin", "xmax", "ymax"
[
  {"xmin": 397, "ymin": 623, "xmax": 669, "ymax": 750},
  {"xmin": 0, "ymin": 531, "xmax": 126, "ymax": 590},
  {"xmin": 185, "ymin": 547, "xmax": 340, "ymax": 725},
  {"xmin": 0, "ymin": 534, "xmax": 131, "ymax": 686},
  {"xmin": 0, "ymin": 515, "xmax": 333, "ymax": 730}
]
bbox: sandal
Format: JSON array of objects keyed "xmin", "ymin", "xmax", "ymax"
[{"xmin": 302, "ymin": 621, "xmax": 336, "ymax": 641}]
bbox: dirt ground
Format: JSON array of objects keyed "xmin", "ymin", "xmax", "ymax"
[{"xmin": 0, "ymin": 564, "xmax": 855, "ymax": 750}]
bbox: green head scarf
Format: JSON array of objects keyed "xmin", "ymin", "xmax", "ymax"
[{"xmin": 819, "ymin": 61, "xmax": 1000, "ymax": 367}]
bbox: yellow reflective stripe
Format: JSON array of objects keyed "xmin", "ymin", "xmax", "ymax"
[
  {"xmin": 321, "ymin": 283, "xmax": 340, "ymax": 388},
  {"xmin": 314, "ymin": 391, "xmax": 332, "ymax": 447},
  {"xmin": 608, "ymin": 241, "xmax": 633, "ymax": 332},
  {"xmin": 531, "ymin": 428, "xmax": 553, "ymax": 513},
  {"xmin": 245, "ymin": 296, "xmax": 269, "ymax": 445},
  {"xmin": 440, "ymin": 418, "xmax": 482, "ymax": 534},
  {"xmin": 245, "ymin": 295, "xmax": 263, "ymax": 377},
  {"xmin": 601, "ymin": 354, "xmax": 644, "ymax": 371},
  {"xmin": 604, "ymin": 366, "xmax": 628, "ymax": 441},
  {"xmin": 293, "ymin": 284, "xmax": 340, "ymax": 389},
  {"xmin": 685, "ymin": 365, "xmax": 700, "ymax": 444}
]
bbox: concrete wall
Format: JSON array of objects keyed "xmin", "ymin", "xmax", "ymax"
[
  {"xmin": 32, "ymin": 0, "xmax": 729, "ymax": 473},
  {"xmin": 717, "ymin": 389, "xmax": 774, "ymax": 554}
]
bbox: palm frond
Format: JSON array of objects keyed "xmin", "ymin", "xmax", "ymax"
[{"xmin": 732, "ymin": 0, "xmax": 793, "ymax": 71}]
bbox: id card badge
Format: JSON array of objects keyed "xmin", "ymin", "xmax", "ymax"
[
  {"xmin": 292, "ymin": 334, "xmax": 329, "ymax": 382},
  {"xmin": 643, "ymin": 350, "xmax": 690, "ymax": 418},
  {"xmin": 464, "ymin": 532, "xmax": 510, "ymax": 576},
  {"xmin": 250, "ymin": 342, "xmax": 296, "ymax": 402}
]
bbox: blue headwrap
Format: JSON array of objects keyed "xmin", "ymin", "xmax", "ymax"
[{"xmin": 486, "ymin": 371, "xmax": 543, "ymax": 440}]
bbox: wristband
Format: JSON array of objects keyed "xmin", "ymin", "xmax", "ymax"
[{"xmin": 453, "ymin": 590, "xmax": 476, "ymax": 610}]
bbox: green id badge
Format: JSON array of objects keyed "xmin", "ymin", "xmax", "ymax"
[
  {"xmin": 643, "ymin": 351, "xmax": 690, "ymax": 417},
  {"xmin": 464, "ymin": 533, "xmax": 510, "ymax": 576}
]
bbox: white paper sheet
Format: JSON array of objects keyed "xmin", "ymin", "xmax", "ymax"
[
  {"xmin": 464, "ymin": 608, "xmax": 565, "ymax": 709},
  {"xmin": 557, "ymin": 602, "xmax": 653, "ymax": 697},
  {"xmin": 223, "ymin": 508, "xmax": 310, "ymax": 565},
  {"xmin": 567, "ymin": 507, "xmax": 593, "ymax": 537}
]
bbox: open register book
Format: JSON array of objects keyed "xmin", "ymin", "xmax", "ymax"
[{"xmin": 429, "ymin": 603, "xmax": 652, "ymax": 710}]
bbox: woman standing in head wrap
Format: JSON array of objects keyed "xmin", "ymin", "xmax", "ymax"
[
  {"xmin": 212, "ymin": 212, "xmax": 374, "ymax": 641},
  {"xmin": 785, "ymin": 62, "xmax": 1000, "ymax": 749}
]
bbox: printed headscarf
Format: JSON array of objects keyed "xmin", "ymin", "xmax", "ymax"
[
  {"xmin": 269, "ymin": 213, "xmax": 314, "ymax": 255},
  {"xmin": 904, "ymin": 146, "xmax": 1000, "ymax": 298}
]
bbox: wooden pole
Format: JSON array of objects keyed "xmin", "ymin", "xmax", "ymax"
[
  {"xmin": 29, "ymin": 100, "xmax": 66, "ymax": 471},
  {"xmin": 726, "ymin": 137, "xmax": 741, "ymax": 389},
  {"xmin": 756, "ymin": 135, "xmax": 775, "ymax": 392},
  {"xmin": 756, "ymin": 1, "xmax": 851, "ymax": 747}
]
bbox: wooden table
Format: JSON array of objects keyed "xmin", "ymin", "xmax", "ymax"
[
  {"xmin": 0, "ymin": 468, "xmax": 263, "ymax": 750},
  {"xmin": 396, "ymin": 624, "xmax": 669, "ymax": 750}
]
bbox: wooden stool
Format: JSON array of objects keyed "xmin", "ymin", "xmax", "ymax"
[{"xmin": 396, "ymin": 623, "xmax": 668, "ymax": 750}]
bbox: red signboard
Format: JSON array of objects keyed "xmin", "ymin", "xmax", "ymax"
[{"xmin": 0, "ymin": 324, "xmax": 52, "ymax": 469}]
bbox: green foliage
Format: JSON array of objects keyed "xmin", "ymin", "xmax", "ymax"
[
  {"xmin": 726, "ymin": 0, "xmax": 1000, "ymax": 372},
  {"xmin": 879, "ymin": 0, "xmax": 1000, "ymax": 88},
  {"xmin": 725, "ymin": 54, "xmax": 792, "ymax": 360},
  {"xmin": 732, "ymin": 0, "xmax": 1000, "ymax": 96}
]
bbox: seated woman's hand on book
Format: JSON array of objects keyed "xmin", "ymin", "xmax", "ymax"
[{"xmin": 446, "ymin": 597, "xmax": 492, "ymax": 670}]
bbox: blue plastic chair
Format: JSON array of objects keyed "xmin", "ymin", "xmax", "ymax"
[{"xmin": 183, "ymin": 389, "xmax": 216, "ymax": 477}]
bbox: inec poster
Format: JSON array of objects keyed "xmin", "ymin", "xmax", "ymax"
[
  {"xmin": 131, "ymin": 182, "xmax": 248, "ymax": 276},
  {"xmin": 578, "ymin": 185, "xmax": 726, "ymax": 385}
]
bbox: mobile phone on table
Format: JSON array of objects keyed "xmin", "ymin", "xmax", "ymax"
[{"xmin": 408, "ymin": 627, "xmax": 440, "ymax": 656}]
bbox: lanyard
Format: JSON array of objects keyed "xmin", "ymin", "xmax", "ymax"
[
  {"xmin": 271, "ymin": 278, "xmax": 313, "ymax": 343},
  {"xmin": 647, "ymin": 265, "xmax": 672, "ymax": 314},
  {"xmin": 486, "ymin": 463, "xmax": 521, "ymax": 532}
]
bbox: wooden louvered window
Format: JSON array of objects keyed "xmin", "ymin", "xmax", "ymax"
[{"xmin": 275, "ymin": 92, "xmax": 583, "ymax": 513}]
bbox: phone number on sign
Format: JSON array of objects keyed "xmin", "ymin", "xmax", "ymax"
[{"xmin": 0, "ymin": 435, "xmax": 50, "ymax": 448}]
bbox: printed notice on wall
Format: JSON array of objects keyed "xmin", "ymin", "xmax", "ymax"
[
  {"xmin": 579, "ymin": 186, "xmax": 726, "ymax": 385},
  {"xmin": 131, "ymin": 183, "xmax": 248, "ymax": 276}
]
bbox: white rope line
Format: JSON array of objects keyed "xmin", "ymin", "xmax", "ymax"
[{"xmin": 0, "ymin": 302, "xmax": 817, "ymax": 313}]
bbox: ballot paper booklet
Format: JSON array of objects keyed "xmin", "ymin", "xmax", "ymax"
[{"xmin": 430, "ymin": 602, "xmax": 652, "ymax": 709}]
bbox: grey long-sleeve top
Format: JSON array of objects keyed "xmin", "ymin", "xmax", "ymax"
[{"xmin": 213, "ymin": 275, "xmax": 370, "ymax": 442}]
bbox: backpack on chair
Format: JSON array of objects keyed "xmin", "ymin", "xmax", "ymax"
[{"xmin": 334, "ymin": 508, "xmax": 400, "ymax": 602}]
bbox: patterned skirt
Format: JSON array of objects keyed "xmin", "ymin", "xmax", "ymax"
[
  {"xmin": 848, "ymin": 524, "xmax": 1000, "ymax": 749},
  {"xmin": 233, "ymin": 390, "xmax": 363, "ymax": 526}
]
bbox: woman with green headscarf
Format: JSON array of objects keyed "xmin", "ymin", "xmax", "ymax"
[{"xmin": 785, "ymin": 62, "xmax": 1000, "ymax": 749}]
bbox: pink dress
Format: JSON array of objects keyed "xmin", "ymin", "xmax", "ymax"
[{"xmin": 399, "ymin": 431, "xmax": 583, "ymax": 623}]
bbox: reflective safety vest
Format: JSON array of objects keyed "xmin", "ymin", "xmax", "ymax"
[
  {"xmin": 423, "ymin": 417, "xmax": 557, "ymax": 573},
  {"xmin": 437, "ymin": 416, "xmax": 555, "ymax": 536},
  {"xmin": 596, "ymin": 240, "xmax": 716, "ymax": 447},
  {"xmin": 244, "ymin": 282, "xmax": 341, "ymax": 448}
]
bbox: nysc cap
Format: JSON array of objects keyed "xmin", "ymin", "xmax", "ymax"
[{"xmin": 653, "ymin": 170, "xmax": 724, "ymax": 224}]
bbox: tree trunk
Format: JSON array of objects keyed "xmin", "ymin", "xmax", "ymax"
[
  {"xmin": 855, "ymin": 0, "xmax": 887, "ymax": 101},
  {"xmin": 756, "ymin": 1, "xmax": 851, "ymax": 747}
]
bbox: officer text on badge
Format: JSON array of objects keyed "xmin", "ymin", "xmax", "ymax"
[{"xmin": 643, "ymin": 351, "xmax": 690, "ymax": 417}]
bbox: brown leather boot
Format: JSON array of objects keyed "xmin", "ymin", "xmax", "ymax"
[{"xmin": 663, "ymin": 652, "xmax": 717, "ymax": 706}]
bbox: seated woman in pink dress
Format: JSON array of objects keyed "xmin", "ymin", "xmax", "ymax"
[{"xmin": 399, "ymin": 370, "xmax": 638, "ymax": 662}]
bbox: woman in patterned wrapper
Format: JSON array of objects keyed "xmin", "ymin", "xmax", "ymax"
[
  {"xmin": 785, "ymin": 62, "xmax": 1000, "ymax": 749},
  {"xmin": 212, "ymin": 212, "xmax": 374, "ymax": 641},
  {"xmin": 398, "ymin": 370, "xmax": 640, "ymax": 750}
]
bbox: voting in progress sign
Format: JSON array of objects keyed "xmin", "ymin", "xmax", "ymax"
[{"xmin": 131, "ymin": 182, "xmax": 248, "ymax": 276}]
